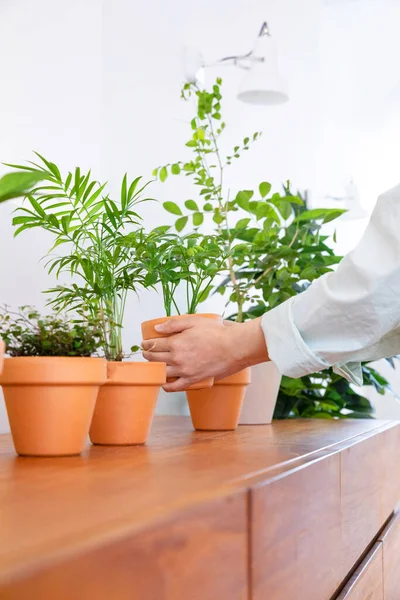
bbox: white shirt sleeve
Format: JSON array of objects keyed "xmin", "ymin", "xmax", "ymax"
[{"xmin": 261, "ymin": 183, "xmax": 400, "ymax": 386}]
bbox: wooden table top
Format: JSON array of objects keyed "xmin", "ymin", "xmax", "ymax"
[{"xmin": 0, "ymin": 416, "xmax": 396, "ymax": 586}]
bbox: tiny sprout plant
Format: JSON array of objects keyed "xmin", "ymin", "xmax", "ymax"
[
  {"xmin": 6, "ymin": 153, "xmax": 153, "ymax": 361},
  {"xmin": 0, "ymin": 306, "xmax": 103, "ymax": 357}
]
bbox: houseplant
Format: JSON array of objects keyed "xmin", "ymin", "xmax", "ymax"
[
  {"xmin": 152, "ymin": 78, "xmax": 344, "ymax": 426},
  {"xmin": 127, "ymin": 226, "xmax": 246, "ymax": 431},
  {"xmin": 138, "ymin": 230, "xmax": 224, "ymax": 392},
  {"xmin": 222, "ymin": 187, "xmax": 345, "ymax": 423},
  {"xmin": 0, "ymin": 306, "xmax": 106, "ymax": 456},
  {"xmin": 5, "ymin": 155, "xmax": 166, "ymax": 445}
]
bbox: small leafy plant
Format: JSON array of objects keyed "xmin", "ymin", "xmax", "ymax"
[
  {"xmin": 0, "ymin": 306, "xmax": 103, "ymax": 357},
  {"xmin": 6, "ymin": 153, "xmax": 153, "ymax": 361},
  {"xmin": 130, "ymin": 230, "xmax": 227, "ymax": 316}
]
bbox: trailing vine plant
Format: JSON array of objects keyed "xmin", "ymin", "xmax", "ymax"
[{"xmin": 153, "ymin": 79, "xmax": 344, "ymax": 322}]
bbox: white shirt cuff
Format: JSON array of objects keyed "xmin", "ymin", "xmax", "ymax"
[{"xmin": 261, "ymin": 298, "xmax": 363, "ymax": 386}]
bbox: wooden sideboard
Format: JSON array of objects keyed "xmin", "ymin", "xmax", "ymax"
[{"xmin": 0, "ymin": 417, "xmax": 399, "ymax": 600}]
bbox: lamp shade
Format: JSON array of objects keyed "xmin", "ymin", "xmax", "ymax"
[{"xmin": 237, "ymin": 34, "xmax": 288, "ymax": 106}]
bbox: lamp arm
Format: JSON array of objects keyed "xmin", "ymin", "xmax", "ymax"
[
  {"xmin": 204, "ymin": 51, "xmax": 264, "ymax": 71},
  {"xmin": 203, "ymin": 21, "xmax": 270, "ymax": 70}
]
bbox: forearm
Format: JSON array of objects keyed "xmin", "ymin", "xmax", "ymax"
[{"xmin": 228, "ymin": 318, "xmax": 270, "ymax": 370}]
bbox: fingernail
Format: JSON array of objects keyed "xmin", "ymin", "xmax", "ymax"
[{"xmin": 154, "ymin": 324, "xmax": 165, "ymax": 332}]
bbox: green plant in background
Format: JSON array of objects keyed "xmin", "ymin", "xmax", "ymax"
[
  {"xmin": 127, "ymin": 230, "xmax": 227, "ymax": 316},
  {"xmin": 275, "ymin": 359, "xmax": 400, "ymax": 420},
  {"xmin": 6, "ymin": 154, "xmax": 152, "ymax": 361},
  {"xmin": 0, "ymin": 305, "xmax": 103, "ymax": 357},
  {"xmin": 217, "ymin": 186, "xmax": 343, "ymax": 321}
]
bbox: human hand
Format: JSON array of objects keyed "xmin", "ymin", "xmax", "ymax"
[{"xmin": 141, "ymin": 316, "xmax": 269, "ymax": 392}]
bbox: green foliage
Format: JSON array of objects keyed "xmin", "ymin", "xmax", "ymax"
[
  {"xmin": 129, "ymin": 230, "xmax": 227, "ymax": 316},
  {"xmin": 9, "ymin": 154, "xmax": 153, "ymax": 361},
  {"xmin": 274, "ymin": 360, "xmax": 399, "ymax": 420},
  {"xmin": 0, "ymin": 169, "xmax": 48, "ymax": 204},
  {"xmin": 153, "ymin": 79, "xmax": 345, "ymax": 323},
  {"xmin": 0, "ymin": 306, "xmax": 103, "ymax": 357}
]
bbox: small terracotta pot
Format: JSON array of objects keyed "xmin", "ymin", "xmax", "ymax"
[
  {"xmin": 0, "ymin": 339, "xmax": 5, "ymax": 375},
  {"xmin": 186, "ymin": 368, "xmax": 251, "ymax": 431},
  {"xmin": 0, "ymin": 357, "xmax": 107, "ymax": 457},
  {"xmin": 89, "ymin": 361, "xmax": 166, "ymax": 446},
  {"xmin": 141, "ymin": 314, "xmax": 221, "ymax": 390}
]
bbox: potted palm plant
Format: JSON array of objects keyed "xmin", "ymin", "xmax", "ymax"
[
  {"xmin": 0, "ymin": 306, "xmax": 106, "ymax": 456},
  {"xmin": 4, "ymin": 155, "xmax": 166, "ymax": 445}
]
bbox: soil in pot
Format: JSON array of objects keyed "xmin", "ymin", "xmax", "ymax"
[
  {"xmin": 0, "ymin": 357, "xmax": 107, "ymax": 457},
  {"xmin": 89, "ymin": 361, "xmax": 166, "ymax": 446},
  {"xmin": 186, "ymin": 368, "xmax": 251, "ymax": 431},
  {"xmin": 141, "ymin": 314, "xmax": 221, "ymax": 390}
]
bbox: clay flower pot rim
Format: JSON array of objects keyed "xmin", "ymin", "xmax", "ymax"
[
  {"xmin": 141, "ymin": 313, "xmax": 221, "ymax": 340},
  {"xmin": 214, "ymin": 368, "xmax": 252, "ymax": 386},
  {"xmin": 0, "ymin": 356, "xmax": 107, "ymax": 386},
  {"xmin": 105, "ymin": 361, "xmax": 167, "ymax": 386}
]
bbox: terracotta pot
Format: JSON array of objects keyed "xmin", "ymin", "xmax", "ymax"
[
  {"xmin": 239, "ymin": 362, "xmax": 281, "ymax": 425},
  {"xmin": 89, "ymin": 361, "xmax": 166, "ymax": 446},
  {"xmin": 141, "ymin": 314, "xmax": 221, "ymax": 390},
  {"xmin": 0, "ymin": 357, "xmax": 107, "ymax": 457},
  {"xmin": 186, "ymin": 368, "xmax": 251, "ymax": 431},
  {"xmin": 0, "ymin": 339, "xmax": 5, "ymax": 375}
]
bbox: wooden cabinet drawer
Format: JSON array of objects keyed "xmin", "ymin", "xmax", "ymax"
[
  {"xmin": 380, "ymin": 427, "xmax": 400, "ymax": 519},
  {"xmin": 251, "ymin": 454, "xmax": 342, "ymax": 600},
  {"xmin": 250, "ymin": 426, "xmax": 400, "ymax": 600},
  {"xmin": 336, "ymin": 543, "xmax": 383, "ymax": 600},
  {"xmin": 1, "ymin": 493, "xmax": 248, "ymax": 600},
  {"xmin": 379, "ymin": 511, "xmax": 400, "ymax": 600},
  {"xmin": 340, "ymin": 434, "xmax": 383, "ymax": 575}
]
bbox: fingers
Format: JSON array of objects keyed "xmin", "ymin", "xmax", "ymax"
[
  {"xmin": 166, "ymin": 365, "xmax": 181, "ymax": 378},
  {"xmin": 154, "ymin": 315, "xmax": 203, "ymax": 335},
  {"xmin": 223, "ymin": 320, "xmax": 239, "ymax": 328},
  {"xmin": 141, "ymin": 338, "xmax": 170, "ymax": 352},
  {"xmin": 142, "ymin": 351, "xmax": 171, "ymax": 363},
  {"xmin": 163, "ymin": 377, "xmax": 191, "ymax": 393}
]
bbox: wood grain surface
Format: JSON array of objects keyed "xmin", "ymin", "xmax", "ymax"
[
  {"xmin": 1, "ymin": 493, "xmax": 248, "ymax": 600},
  {"xmin": 0, "ymin": 417, "xmax": 398, "ymax": 600},
  {"xmin": 379, "ymin": 511, "xmax": 400, "ymax": 600},
  {"xmin": 336, "ymin": 543, "xmax": 383, "ymax": 600}
]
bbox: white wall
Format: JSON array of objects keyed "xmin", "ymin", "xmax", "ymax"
[{"xmin": 0, "ymin": 0, "xmax": 399, "ymax": 431}]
